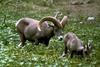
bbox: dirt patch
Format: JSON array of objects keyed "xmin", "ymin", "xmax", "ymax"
[{"xmin": 55, "ymin": 0, "xmax": 100, "ymax": 17}]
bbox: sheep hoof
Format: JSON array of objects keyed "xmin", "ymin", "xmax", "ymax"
[
  {"xmin": 59, "ymin": 53, "xmax": 66, "ymax": 58},
  {"xmin": 17, "ymin": 43, "xmax": 23, "ymax": 48},
  {"xmin": 61, "ymin": 52, "xmax": 66, "ymax": 57}
]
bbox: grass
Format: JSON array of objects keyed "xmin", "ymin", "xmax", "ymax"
[{"xmin": 0, "ymin": 0, "xmax": 100, "ymax": 67}]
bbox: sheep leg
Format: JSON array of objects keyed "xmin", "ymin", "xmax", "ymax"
[
  {"xmin": 61, "ymin": 46, "xmax": 68, "ymax": 57},
  {"xmin": 71, "ymin": 51, "xmax": 74, "ymax": 58},
  {"xmin": 61, "ymin": 47, "xmax": 67, "ymax": 57},
  {"xmin": 61, "ymin": 42, "xmax": 68, "ymax": 57},
  {"xmin": 44, "ymin": 41, "xmax": 49, "ymax": 46},
  {"xmin": 44, "ymin": 39, "xmax": 49, "ymax": 46},
  {"xmin": 18, "ymin": 33, "xmax": 26, "ymax": 48},
  {"xmin": 34, "ymin": 39, "xmax": 39, "ymax": 45},
  {"xmin": 65, "ymin": 46, "xmax": 68, "ymax": 54},
  {"xmin": 64, "ymin": 41, "xmax": 68, "ymax": 54},
  {"xmin": 80, "ymin": 50, "xmax": 85, "ymax": 58}
]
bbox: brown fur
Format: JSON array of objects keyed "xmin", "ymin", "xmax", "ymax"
[
  {"xmin": 63, "ymin": 32, "xmax": 85, "ymax": 58},
  {"xmin": 16, "ymin": 16, "xmax": 68, "ymax": 48}
]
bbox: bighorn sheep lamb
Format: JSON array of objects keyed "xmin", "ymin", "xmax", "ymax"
[
  {"xmin": 63, "ymin": 32, "xmax": 92, "ymax": 58},
  {"xmin": 16, "ymin": 16, "xmax": 68, "ymax": 48}
]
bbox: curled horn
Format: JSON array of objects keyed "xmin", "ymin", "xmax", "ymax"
[
  {"xmin": 60, "ymin": 16, "xmax": 68, "ymax": 28},
  {"xmin": 38, "ymin": 16, "xmax": 62, "ymax": 31}
]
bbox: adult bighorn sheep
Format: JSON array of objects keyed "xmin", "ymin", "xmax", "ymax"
[
  {"xmin": 16, "ymin": 16, "xmax": 68, "ymax": 48},
  {"xmin": 62, "ymin": 32, "xmax": 92, "ymax": 58}
]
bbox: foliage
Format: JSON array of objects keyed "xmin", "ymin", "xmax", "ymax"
[{"xmin": 0, "ymin": 0, "xmax": 100, "ymax": 67}]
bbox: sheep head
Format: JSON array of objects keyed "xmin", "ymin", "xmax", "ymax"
[
  {"xmin": 37, "ymin": 16, "xmax": 62, "ymax": 31},
  {"xmin": 38, "ymin": 16, "xmax": 68, "ymax": 40}
]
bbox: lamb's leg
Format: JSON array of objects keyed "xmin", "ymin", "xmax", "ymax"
[
  {"xmin": 77, "ymin": 50, "xmax": 84, "ymax": 58},
  {"xmin": 61, "ymin": 46, "xmax": 68, "ymax": 57},
  {"xmin": 65, "ymin": 46, "xmax": 68, "ymax": 54},
  {"xmin": 18, "ymin": 33, "xmax": 26, "ymax": 48},
  {"xmin": 71, "ymin": 51, "xmax": 74, "ymax": 58}
]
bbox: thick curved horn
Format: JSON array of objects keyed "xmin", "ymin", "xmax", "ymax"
[
  {"xmin": 38, "ymin": 16, "xmax": 62, "ymax": 31},
  {"xmin": 60, "ymin": 16, "xmax": 68, "ymax": 28}
]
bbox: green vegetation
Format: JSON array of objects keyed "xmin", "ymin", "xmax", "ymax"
[{"xmin": 0, "ymin": 0, "xmax": 100, "ymax": 67}]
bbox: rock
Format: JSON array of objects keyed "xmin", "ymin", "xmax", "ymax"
[
  {"xmin": 87, "ymin": 16, "xmax": 95, "ymax": 23},
  {"xmin": 71, "ymin": 0, "xmax": 92, "ymax": 5},
  {"xmin": 71, "ymin": 1, "xmax": 83, "ymax": 5}
]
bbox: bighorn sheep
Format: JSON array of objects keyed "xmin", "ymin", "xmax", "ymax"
[
  {"xmin": 62, "ymin": 32, "xmax": 92, "ymax": 58},
  {"xmin": 16, "ymin": 16, "xmax": 68, "ymax": 48}
]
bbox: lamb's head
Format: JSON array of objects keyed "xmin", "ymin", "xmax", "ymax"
[{"xmin": 84, "ymin": 40, "xmax": 93, "ymax": 55}]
